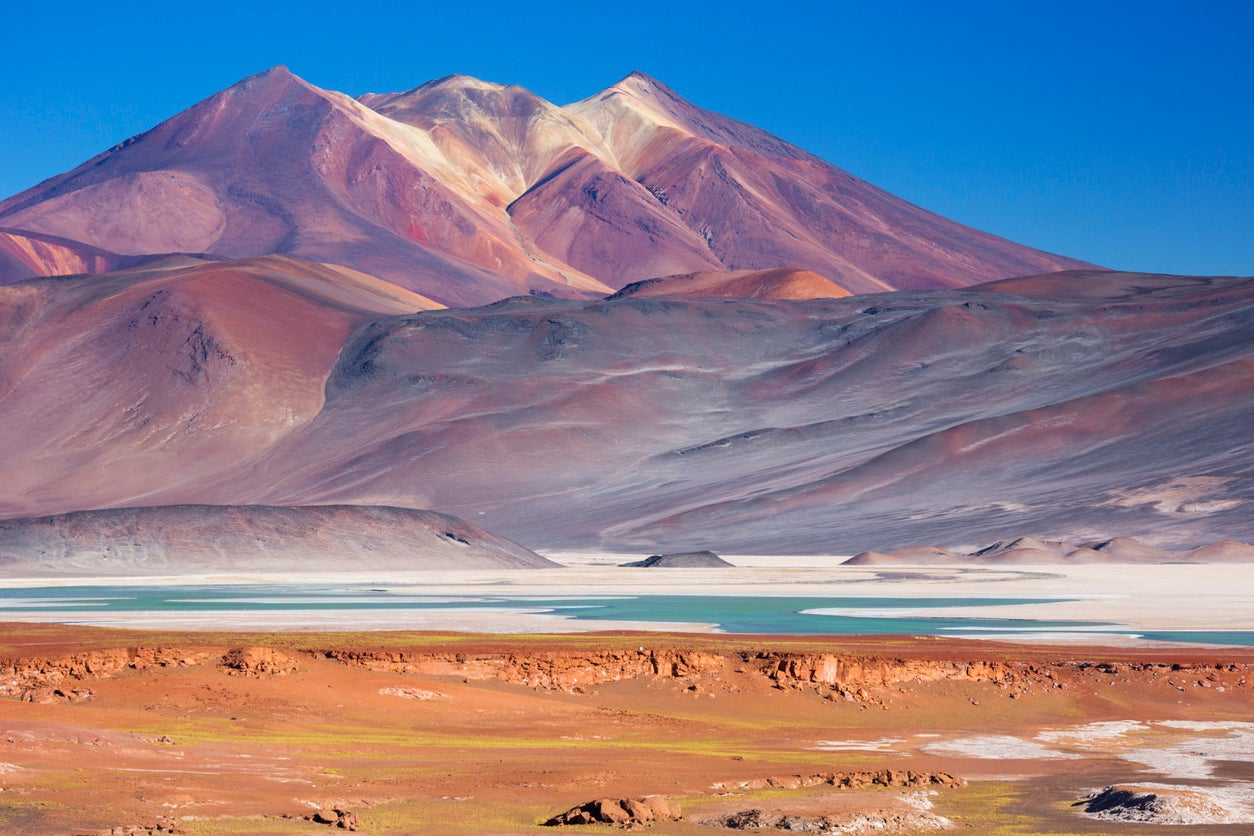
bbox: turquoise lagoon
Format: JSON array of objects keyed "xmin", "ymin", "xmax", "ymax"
[{"xmin": 1, "ymin": 585, "xmax": 1251, "ymax": 646}]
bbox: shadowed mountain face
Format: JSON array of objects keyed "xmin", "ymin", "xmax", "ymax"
[
  {"xmin": 0, "ymin": 68, "xmax": 1089, "ymax": 303},
  {"xmin": 2, "ymin": 263, "xmax": 1249, "ymax": 553}
]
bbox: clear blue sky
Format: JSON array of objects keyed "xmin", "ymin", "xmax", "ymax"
[{"xmin": 2, "ymin": 0, "xmax": 1251, "ymax": 275}]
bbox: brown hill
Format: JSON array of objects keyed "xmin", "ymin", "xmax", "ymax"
[
  {"xmin": 842, "ymin": 547, "xmax": 957, "ymax": 566},
  {"xmin": 612, "ymin": 268, "xmax": 851, "ymax": 301},
  {"xmin": 1176, "ymin": 540, "xmax": 1254, "ymax": 563},
  {"xmin": 0, "ymin": 254, "xmax": 434, "ymax": 517},
  {"xmin": 0, "ymin": 68, "xmax": 1090, "ymax": 302},
  {"xmin": 1076, "ymin": 537, "xmax": 1173, "ymax": 563},
  {"xmin": 0, "ymin": 505, "xmax": 555, "ymax": 576}
]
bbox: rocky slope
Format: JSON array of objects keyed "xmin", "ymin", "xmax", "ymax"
[
  {"xmin": 0, "ymin": 67, "xmax": 1089, "ymax": 302},
  {"xmin": 0, "ymin": 504, "xmax": 555, "ymax": 576}
]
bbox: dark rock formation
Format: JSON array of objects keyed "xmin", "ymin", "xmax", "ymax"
[{"xmin": 621, "ymin": 551, "xmax": 732, "ymax": 568}]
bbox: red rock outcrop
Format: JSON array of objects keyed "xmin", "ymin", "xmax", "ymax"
[
  {"xmin": 219, "ymin": 647, "xmax": 301, "ymax": 677},
  {"xmin": 0, "ymin": 647, "xmax": 212, "ymax": 702},
  {"xmin": 2, "ymin": 643, "xmax": 1250, "ymax": 709},
  {"xmin": 310, "ymin": 647, "xmax": 1252, "ymax": 702},
  {"xmin": 544, "ymin": 795, "xmax": 680, "ymax": 827}
]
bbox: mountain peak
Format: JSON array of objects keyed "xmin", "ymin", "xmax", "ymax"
[
  {"xmin": 421, "ymin": 73, "xmax": 504, "ymax": 92},
  {"xmin": 228, "ymin": 64, "xmax": 322, "ymax": 98},
  {"xmin": 599, "ymin": 70, "xmax": 688, "ymax": 110},
  {"xmin": 616, "ymin": 70, "xmax": 663, "ymax": 86},
  {"xmin": 0, "ymin": 65, "xmax": 1095, "ymax": 300},
  {"xmin": 361, "ymin": 73, "xmax": 517, "ymax": 113}
]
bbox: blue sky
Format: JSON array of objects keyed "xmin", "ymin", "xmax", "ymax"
[{"xmin": 2, "ymin": 0, "xmax": 1250, "ymax": 275}]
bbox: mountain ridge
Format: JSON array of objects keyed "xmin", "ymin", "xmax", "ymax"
[{"xmin": 0, "ymin": 66, "xmax": 1094, "ymax": 303}]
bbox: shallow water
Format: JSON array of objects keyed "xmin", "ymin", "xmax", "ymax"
[
  {"xmin": 0, "ymin": 585, "xmax": 1165, "ymax": 638},
  {"xmin": 2, "ymin": 586, "xmax": 1250, "ymax": 644}
]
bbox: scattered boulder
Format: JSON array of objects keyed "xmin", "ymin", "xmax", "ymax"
[
  {"xmin": 97, "ymin": 823, "xmax": 185, "ymax": 835},
  {"xmin": 544, "ymin": 795, "xmax": 680, "ymax": 827},
  {"xmin": 378, "ymin": 686, "xmax": 450, "ymax": 701},
  {"xmin": 1078, "ymin": 784, "xmax": 1243, "ymax": 825},
  {"xmin": 717, "ymin": 808, "xmax": 771, "ymax": 829},
  {"xmin": 705, "ymin": 808, "xmax": 951, "ymax": 832},
  {"xmin": 621, "ymin": 551, "xmax": 733, "ymax": 568},
  {"xmin": 309, "ymin": 807, "xmax": 359, "ymax": 830},
  {"xmin": 713, "ymin": 770, "xmax": 964, "ymax": 792}
]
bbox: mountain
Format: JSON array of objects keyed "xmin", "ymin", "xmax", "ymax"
[
  {"xmin": 0, "ymin": 504, "xmax": 556, "ymax": 576},
  {"xmin": 2, "ymin": 262, "xmax": 1249, "ymax": 553},
  {"xmin": 0, "ymin": 254, "xmax": 434, "ymax": 516},
  {"xmin": 563, "ymin": 73, "xmax": 1089, "ymax": 292},
  {"xmin": 1, "ymin": 68, "xmax": 1246, "ymax": 561},
  {"xmin": 0, "ymin": 67, "xmax": 1091, "ymax": 303},
  {"xmin": 844, "ymin": 536, "xmax": 1254, "ymax": 565}
]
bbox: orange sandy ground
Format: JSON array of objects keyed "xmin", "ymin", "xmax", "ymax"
[{"xmin": 0, "ymin": 624, "xmax": 1251, "ymax": 835}]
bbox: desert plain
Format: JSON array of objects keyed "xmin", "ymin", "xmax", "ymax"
[{"xmin": 1, "ymin": 556, "xmax": 1252, "ymax": 835}]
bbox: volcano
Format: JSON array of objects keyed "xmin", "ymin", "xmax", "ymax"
[{"xmin": 0, "ymin": 67, "xmax": 1090, "ymax": 305}]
